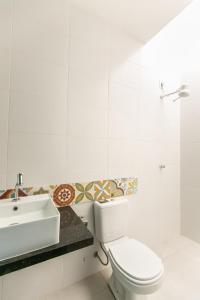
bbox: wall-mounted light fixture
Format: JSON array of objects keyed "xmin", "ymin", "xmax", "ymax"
[{"xmin": 160, "ymin": 82, "xmax": 190, "ymax": 102}]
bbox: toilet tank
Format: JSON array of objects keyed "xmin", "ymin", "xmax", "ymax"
[{"xmin": 94, "ymin": 197, "xmax": 128, "ymax": 243}]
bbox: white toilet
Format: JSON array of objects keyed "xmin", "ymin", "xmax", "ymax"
[{"xmin": 94, "ymin": 197, "xmax": 164, "ymax": 300}]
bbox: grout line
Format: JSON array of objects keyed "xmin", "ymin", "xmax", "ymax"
[
  {"xmin": 107, "ymin": 27, "xmax": 112, "ymax": 179},
  {"xmin": 8, "ymin": 130, "xmax": 66, "ymax": 137},
  {"xmin": 11, "ymin": 49, "xmax": 69, "ymax": 68},
  {"xmin": 61, "ymin": 0, "xmax": 69, "ymax": 236},
  {"xmin": 5, "ymin": 0, "xmax": 15, "ymax": 189},
  {"xmin": 107, "ymin": 79, "xmax": 110, "ymax": 179},
  {"xmin": 65, "ymin": 4, "xmax": 72, "ymax": 183}
]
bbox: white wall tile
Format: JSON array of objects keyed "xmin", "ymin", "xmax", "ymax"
[
  {"xmin": 162, "ymin": 101, "xmax": 180, "ymax": 143},
  {"xmin": 13, "ymin": 0, "xmax": 67, "ymax": 25},
  {"xmin": 181, "ymin": 142, "xmax": 200, "ymax": 189},
  {"xmin": 11, "ymin": 53, "xmax": 67, "ymax": 96},
  {"xmin": 0, "ymin": 0, "xmax": 12, "ymax": 47},
  {"xmin": 109, "ymin": 109, "xmax": 138, "ymax": 139},
  {"xmin": 68, "ymin": 38, "xmax": 108, "ymax": 110},
  {"xmin": 181, "ymin": 187, "xmax": 200, "ymax": 243},
  {"xmin": 0, "ymin": 90, "xmax": 9, "ymax": 136},
  {"xmin": 9, "ymin": 91, "xmax": 67, "ymax": 135},
  {"xmin": 160, "ymin": 165, "xmax": 180, "ymax": 239},
  {"xmin": 0, "ymin": 136, "xmax": 7, "ymax": 181},
  {"xmin": 68, "ymin": 104, "xmax": 108, "ymax": 138},
  {"xmin": 109, "ymin": 28, "xmax": 142, "ymax": 70},
  {"xmin": 13, "ymin": 0, "xmax": 69, "ymax": 65},
  {"xmin": 108, "ymin": 140, "xmax": 140, "ymax": 178},
  {"xmin": 0, "ymin": 174, "xmax": 6, "ymax": 190},
  {"xmin": 133, "ymin": 141, "xmax": 165, "ymax": 247},
  {"xmin": 2, "ymin": 257, "xmax": 63, "ymax": 300},
  {"xmin": 68, "ymin": 70, "xmax": 108, "ymax": 110},
  {"xmin": 0, "ymin": 0, "xmax": 12, "ymax": 90},
  {"xmin": 139, "ymin": 141, "xmax": 162, "ymax": 170},
  {"xmin": 70, "ymin": 39, "xmax": 108, "ymax": 77},
  {"xmin": 0, "ymin": 54, "xmax": 10, "ymax": 91},
  {"xmin": 69, "ymin": 6, "xmax": 109, "ymax": 46},
  {"xmin": 109, "ymin": 82, "xmax": 140, "ymax": 139},
  {"xmin": 128, "ymin": 166, "xmax": 180, "ymax": 249},
  {"xmin": 128, "ymin": 193, "xmax": 162, "ymax": 249},
  {"xmin": 7, "ymin": 132, "xmax": 67, "ymax": 187},
  {"xmin": 67, "ymin": 136, "xmax": 108, "ymax": 182},
  {"xmin": 181, "ymin": 92, "xmax": 200, "ymax": 143},
  {"xmin": 62, "ymin": 246, "xmax": 103, "ymax": 289},
  {"xmin": 139, "ymin": 68, "xmax": 162, "ymax": 141},
  {"xmin": 160, "ymin": 142, "xmax": 179, "ymax": 165},
  {"xmin": 181, "ymin": 114, "xmax": 200, "ymax": 143},
  {"xmin": 0, "ymin": 90, "xmax": 9, "ymax": 176},
  {"xmin": 160, "ymin": 85, "xmax": 180, "ymax": 144},
  {"xmin": 181, "ymin": 37, "xmax": 200, "ymax": 242},
  {"xmin": 181, "ymin": 61, "xmax": 200, "ymax": 138},
  {"xmin": 110, "ymin": 59, "xmax": 141, "ymax": 88}
]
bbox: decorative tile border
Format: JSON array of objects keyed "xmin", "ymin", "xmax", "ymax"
[{"xmin": 0, "ymin": 177, "xmax": 137, "ymax": 207}]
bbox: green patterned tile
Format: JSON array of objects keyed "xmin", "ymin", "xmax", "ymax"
[{"xmin": 74, "ymin": 182, "xmax": 94, "ymax": 203}]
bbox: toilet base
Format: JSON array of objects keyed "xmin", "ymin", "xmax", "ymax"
[{"xmin": 108, "ymin": 274, "xmax": 147, "ymax": 300}]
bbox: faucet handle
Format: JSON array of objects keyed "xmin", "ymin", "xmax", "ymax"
[{"xmin": 17, "ymin": 173, "xmax": 23, "ymax": 186}]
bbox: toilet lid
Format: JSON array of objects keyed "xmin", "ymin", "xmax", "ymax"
[{"xmin": 109, "ymin": 239, "xmax": 163, "ymax": 281}]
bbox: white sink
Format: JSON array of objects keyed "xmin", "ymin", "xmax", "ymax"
[{"xmin": 0, "ymin": 194, "xmax": 60, "ymax": 261}]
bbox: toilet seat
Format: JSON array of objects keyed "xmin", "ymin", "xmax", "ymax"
[{"xmin": 108, "ymin": 238, "xmax": 164, "ymax": 285}]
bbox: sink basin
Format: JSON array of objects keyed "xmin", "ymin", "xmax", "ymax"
[{"xmin": 0, "ymin": 194, "xmax": 60, "ymax": 261}]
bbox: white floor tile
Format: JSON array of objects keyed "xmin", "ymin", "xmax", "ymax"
[
  {"xmin": 45, "ymin": 236, "xmax": 200, "ymax": 300},
  {"xmin": 95, "ymin": 288, "xmax": 114, "ymax": 300},
  {"xmin": 46, "ymin": 273, "xmax": 110, "ymax": 300},
  {"xmin": 154, "ymin": 235, "xmax": 193, "ymax": 258},
  {"xmin": 100, "ymin": 266, "xmax": 112, "ymax": 282}
]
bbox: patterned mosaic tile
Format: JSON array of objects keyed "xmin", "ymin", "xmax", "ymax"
[
  {"xmin": 0, "ymin": 177, "xmax": 137, "ymax": 206},
  {"xmin": 0, "ymin": 188, "xmax": 28, "ymax": 200},
  {"xmin": 33, "ymin": 187, "xmax": 50, "ymax": 195},
  {"xmin": 126, "ymin": 178, "xmax": 138, "ymax": 195},
  {"xmin": 110, "ymin": 180, "xmax": 124, "ymax": 198},
  {"xmin": 23, "ymin": 187, "xmax": 34, "ymax": 195},
  {"xmin": 53, "ymin": 184, "xmax": 75, "ymax": 206},
  {"xmin": 31, "ymin": 185, "xmax": 57, "ymax": 198},
  {"xmin": 75, "ymin": 182, "xmax": 94, "ymax": 203},
  {"xmin": 113, "ymin": 177, "xmax": 137, "ymax": 196},
  {"xmin": 94, "ymin": 180, "xmax": 111, "ymax": 201}
]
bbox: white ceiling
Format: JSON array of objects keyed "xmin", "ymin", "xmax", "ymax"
[{"xmin": 70, "ymin": 0, "xmax": 192, "ymax": 42}]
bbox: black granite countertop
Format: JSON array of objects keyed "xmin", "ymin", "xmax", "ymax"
[{"xmin": 0, "ymin": 206, "xmax": 94, "ymax": 276}]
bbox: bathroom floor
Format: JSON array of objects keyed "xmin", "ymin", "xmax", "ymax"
[{"xmin": 45, "ymin": 236, "xmax": 200, "ymax": 300}]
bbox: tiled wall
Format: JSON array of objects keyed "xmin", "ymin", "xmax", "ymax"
[
  {"xmin": 180, "ymin": 2, "xmax": 200, "ymax": 243},
  {"xmin": 0, "ymin": 0, "xmax": 180, "ymax": 248},
  {"xmin": 0, "ymin": 1, "xmax": 181, "ymax": 299},
  {"xmin": 0, "ymin": 177, "xmax": 137, "ymax": 205},
  {"xmin": 0, "ymin": 0, "xmax": 142, "ymax": 189}
]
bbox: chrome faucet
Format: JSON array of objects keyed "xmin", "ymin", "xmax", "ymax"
[{"xmin": 13, "ymin": 173, "xmax": 23, "ymax": 201}]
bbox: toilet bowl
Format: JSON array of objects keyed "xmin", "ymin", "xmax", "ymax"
[
  {"xmin": 94, "ymin": 198, "xmax": 164, "ymax": 300},
  {"xmin": 104, "ymin": 237, "xmax": 164, "ymax": 300}
]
